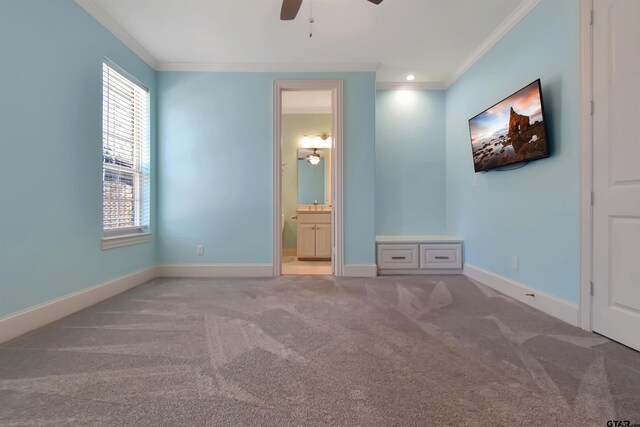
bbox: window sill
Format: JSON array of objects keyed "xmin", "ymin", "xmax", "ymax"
[{"xmin": 102, "ymin": 232, "xmax": 152, "ymax": 250}]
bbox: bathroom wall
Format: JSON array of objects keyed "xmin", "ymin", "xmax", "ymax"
[
  {"xmin": 0, "ymin": 0, "xmax": 157, "ymax": 318},
  {"xmin": 445, "ymin": 0, "xmax": 580, "ymax": 303},
  {"xmin": 282, "ymin": 114, "xmax": 332, "ymax": 251},
  {"xmin": 376, "ymin": 89, "xmax": 447, "ymax": 235}
]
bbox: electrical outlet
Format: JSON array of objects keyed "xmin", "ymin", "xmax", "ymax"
[
  {"xmin": 196, "ymin": 245, "xmax": 204, "ymax": 256},
  {"xmin": 512, "ymin": 256, "xmax": 518, "ymax": 270}
]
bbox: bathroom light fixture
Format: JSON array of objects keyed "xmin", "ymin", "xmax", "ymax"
[
  {"xmin": 406, "ymin": 74, "xmax": 415, "ymax": 81},
  {"xmin": 300, "ymin": 133, "xmax": 332, "ymax": 148},
  {"xmin": 301, "ymin": 135, "xmax": 312, "ymax": 147}
]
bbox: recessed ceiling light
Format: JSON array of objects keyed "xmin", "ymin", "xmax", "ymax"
[{"xmin": 406, "ymin": 74, "xmax": 415, "ymax": 81}]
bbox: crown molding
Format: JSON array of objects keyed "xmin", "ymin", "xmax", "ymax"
[
  {"xmin": 157, "ymin": 62, "xmax": 380, "ymax": 73},
  {"xmin": 445, "ymin": 0, "xmax": 542, "ymax": 88},
  {"xmin": 75, "ymin": 0, "xmax": 159, "ymax": 69},
  {"xmin": 376, "ymin": 82, "xmax": 446, "ymax": 90}
]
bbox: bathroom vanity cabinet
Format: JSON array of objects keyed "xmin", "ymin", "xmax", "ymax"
[{"xmin": 297, "ymin": 211, "xmax": 331, "ymax": 260}]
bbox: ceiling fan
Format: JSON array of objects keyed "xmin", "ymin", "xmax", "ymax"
[
  {"xmin": 280, "ymin": 0, "xmax": 383, "ymax": 21},
  {"xmin": 298, "ymin": 148, "xmax": 325, "ymax": 165}
]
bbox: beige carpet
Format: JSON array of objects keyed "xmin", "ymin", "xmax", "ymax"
[{"xmin": 1, "ymin": 275, "xmax": 638, "ymax": 426}]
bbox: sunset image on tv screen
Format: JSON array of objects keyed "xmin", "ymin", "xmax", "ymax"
[{"xmin": 469, "ymin": 80, "xmax": 549, "ymax": 172}]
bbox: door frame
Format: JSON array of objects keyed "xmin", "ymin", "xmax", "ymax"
[
  {"xmin": 272, "ymin": 80, "xmax": 344, "ymax": 276},
  {"xmin": 579, "ymin": 0, "xmax": 593, "ymax": 331}
]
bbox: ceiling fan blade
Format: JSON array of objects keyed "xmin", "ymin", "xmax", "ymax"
[
  {"xmin": 280, "ymin": 0, "xmax": 303, "ymax": 20},
  {"xmin": 367, "ymin": 0, "xmax": 383, "ymax": 4}
]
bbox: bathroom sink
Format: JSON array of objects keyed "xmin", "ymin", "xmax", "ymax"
[{"xmin": 297, "ymin": 205, "xmax": 331, "ymax": 213}]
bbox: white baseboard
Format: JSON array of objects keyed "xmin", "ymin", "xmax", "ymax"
[
  {"xmin": 343, "ymin": 264, "xmax": 378, "ymax": 277},
  {"xmin": 463, "ymin": 264, "xmax": 579, "ymax": 327},
  {"xmin": 158, "ymin": 264, "xmax": 273, "ymax": 278},
  {"xmin": 0, "ymin": 266, "xmax": 159, "ymax": 345},
  {"xmin": 0, "ymin": 261, "xmax": 380, "ymax": 345},
  {"xmin": 377, "ymin": 269, "xmax": 463, "ymax": 275}
]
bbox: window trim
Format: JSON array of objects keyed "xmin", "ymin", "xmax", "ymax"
[
  {"xmin": 101, "ymin": 59, "xmax": 151, "ymax": 249},
  {"xmin": 102, "ymin": 231, "xmax": 152, "ymax": 250}
]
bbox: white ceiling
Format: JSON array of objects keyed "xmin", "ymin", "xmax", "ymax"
[{"xmin": 79, "ymin": 0, "xmax": 538, "ymax": 85}]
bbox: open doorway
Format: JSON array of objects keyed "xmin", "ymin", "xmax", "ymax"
[
  {"xmin": 281, "ymin": 92, "xmax": 332, "ymax": 275},
  {"xmin": 273, "ymin": 81, "xmax": 344, "ymax": 276}
]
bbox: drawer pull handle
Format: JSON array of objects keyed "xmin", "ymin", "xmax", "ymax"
[
  {"xmin": 391, "ymin": 256, "xmax": 406, "ymax": 260},
  {"xmin": 435, "ymin": 256, "xmax": 450, "ymax": 260}
]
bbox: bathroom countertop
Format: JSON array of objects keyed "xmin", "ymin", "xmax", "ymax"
[{"xmin": 297, "ymin": 208, "xmax": 331, "ymax": 214}]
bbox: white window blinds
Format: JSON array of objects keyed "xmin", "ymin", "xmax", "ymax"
[{"xmin": 102, "ymin": 62, "xmax": 150, "ymax": 234}]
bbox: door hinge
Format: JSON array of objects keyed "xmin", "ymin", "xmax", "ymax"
[
  {"xmin": 590, "ymin": 281, "xmax": 594, "ymax": 296},
  {"xmin": 591, "ymin": 191, "xmax": 594, "ymax": 206},
  {"xmin": 590, "ymin": 100, "xmax": 594, "ymax": 115},
  {"xmin": 590, "ymin": 9, "xmax": 593, "ymax": 25}
]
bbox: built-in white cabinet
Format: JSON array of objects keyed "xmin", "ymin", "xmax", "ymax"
[
  {"xmin": 297, "ymin": 212, "xmax": 331, "ymax": 260},
  {"xmin": 376, "ymin": 235, "xmax": 463, "ymax": 275}
]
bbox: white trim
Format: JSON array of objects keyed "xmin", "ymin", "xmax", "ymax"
[
  {"xmin": 0, "ymin": 266, "xmax": 159, "ymax": 345},
  {"xmin": 463, "ymin": 264, "xmax": 579, "ymax": 327},
  {"xmin": 445, "ymin": 0, "xmax": 542, "ymax": 88},
  {"xmin": 579, "ymin": 0, "xmax": 594, "ymax": 331},
  {"xmin": 158, "ymin": 264, "xmax": 273, "ymax": 278},
  {"xmin": 101, "ymin": 232, "xmax": 152, "ymax": 250},
  {"xmin": 376, "ymin": 235, "xmax": 463, "ymax": 244},
  {"xmin": 74, "ymin": 0, "xmax": 159, "ymax": 69},
  {"xmin": 377, "ymin": 269, "xmax": 461, "ymax": 276},
  {"xmin": 273, "ymin": 80, "xmax": 344, "ymax": 277},
  {"xmin": 157, "ymin": 62, "xmax": 380, "ymax": 73},
  {"xmin": 343, "ymin": 264, "xmax": 378, "ymax": 278},
  {"xmin": 376, "ymin": 82, "xmax": 446, "ymax": 91},
  {"xmin": 273, "ymin": 83, "xmax": 283, "ymax": 276},
  {"xmin": 333, "ymin": 83, "xmax": 344, "ymax": 277},
  {"xmin": 282, "ymin": 106, "xmax": 332, "ymax": 115}
]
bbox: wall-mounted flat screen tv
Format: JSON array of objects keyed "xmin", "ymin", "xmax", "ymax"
[{"xmin": 468, "ymin": 79, "xmax": 550, "ymax": 172}]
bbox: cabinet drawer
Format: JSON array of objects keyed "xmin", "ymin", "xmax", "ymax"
[
  {"xmin": 377, "ymin": 244, "xmax": 419, "ymax": 269},
  {"xmin": 420, "ymin": 244, "xmax": 462, "ymax": 269},
  {"xmin": 297, "ymin": 213, "xmax": 331, "ymax": 224}
]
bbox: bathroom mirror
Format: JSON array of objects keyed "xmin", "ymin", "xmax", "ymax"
[{"xmin": 297, "ymin": 148, "xmax": 331, "ymax": 205}]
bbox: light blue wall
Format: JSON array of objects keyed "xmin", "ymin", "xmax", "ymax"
[
  {"xmin": 376, "ymin": 90, "xmax": 447, "ymax": 235},
  {"xmin": 445, "ymin": 0, "xmax": 580, "ymax": 303},
  {"xmin": 157, "ymin": 72, "xmax": 375, "ymax": 265},
  {"xmin": 0, "ymin": 0, "xmax": 157, "ymax": 317}
]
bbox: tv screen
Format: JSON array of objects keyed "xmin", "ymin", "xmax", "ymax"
[{"xmin": 468, "ymin": 79, "xmax": 549, "ymax": 172}]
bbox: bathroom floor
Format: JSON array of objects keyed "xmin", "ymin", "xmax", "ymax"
[{"xmin": 281, "ymin": 255, "xmax": 332, "ymax": 275}]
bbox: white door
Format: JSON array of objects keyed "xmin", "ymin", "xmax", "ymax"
[
  {"xmin": 315, "ymin": 224, "xmax": 332, "ymax": 258},
  {"xmin": 592, "ymin": 0, "xmax": 640, "ymax": 351},
  {"xmin": 297, "ymin": 224, "xmax": 316, "ymax": 258}
]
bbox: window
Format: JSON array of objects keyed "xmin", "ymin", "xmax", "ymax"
[{"xmin": 101, "ymin": 61, "xmax": 150, "ymax": 249}]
